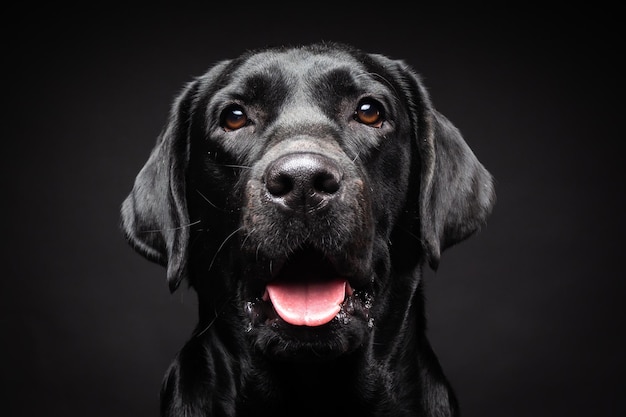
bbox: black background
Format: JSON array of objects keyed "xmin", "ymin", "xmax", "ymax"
[{"xmin": 4, "ymin": 6, "xmax": 624, "ymax": 417}]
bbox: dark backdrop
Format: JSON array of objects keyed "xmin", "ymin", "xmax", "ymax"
[{"xmin": 4, "ymin": 6, "xmax": 623, "ymax": 417}]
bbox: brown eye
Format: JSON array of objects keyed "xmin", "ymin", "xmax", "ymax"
[
  {"xmin": 220, "ymin": 105, "xmax": 248, "ymax": 131},
  {"xmin": 354, "ymin": 99, "xmax": 384, "ymax": 127}
]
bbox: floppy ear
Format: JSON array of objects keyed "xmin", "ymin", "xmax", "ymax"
[
  {"xmin": 419, "ymin": 109, "xmax": 496, "ymax": 269},
  {"xmin": 120, "ymin": 80, "xmax": 199, "ymax": 292},
  {"xmin": 392, "ymin": 62, "xmax": 496, "ymax": 270}
]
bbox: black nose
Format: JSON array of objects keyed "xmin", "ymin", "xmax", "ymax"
[{"xmin": 264, "ymin": 153, "xmax": 343, "ymax": 212}]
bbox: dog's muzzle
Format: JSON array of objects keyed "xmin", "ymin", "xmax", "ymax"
[
  {"xmin": 259, "ymin": 152, "xmax": 348, "ymax": 326},
  {"xmin": 240, "ymin": 146, "xmax": 375, "ymax": 343}
]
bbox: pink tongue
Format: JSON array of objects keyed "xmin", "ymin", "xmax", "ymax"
[{"xmin": 266, "ymin": 279, "xmax": 346, "ymax": 326}]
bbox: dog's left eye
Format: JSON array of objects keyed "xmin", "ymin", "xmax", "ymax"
[
  {"xmin": 354, "ymin": 99, "xmax": 384, "ymax": 128},
  {"xmin": 220, "ymin": 105, "xmax": 248, "ymax": 131}
]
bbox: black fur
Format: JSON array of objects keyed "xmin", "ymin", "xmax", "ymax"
[{"xmin": 121, "ymin": 42, "xmax": 495, "ymax": 417}]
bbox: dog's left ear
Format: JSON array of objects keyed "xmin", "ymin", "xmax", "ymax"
[
  {"xmin": 395, "ymin": 62, "xmax": 496, "ymax": 270},
  {"xmin": 419, "ymin": 109, "xmax": 496, "ymax": 269},
  {"xmin": 120, "ymin": 80, "xmax": 198, "ymax": 292}
]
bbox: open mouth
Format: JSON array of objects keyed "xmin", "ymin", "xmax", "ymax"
[
  {"xmin": 247, "ymin": 248, "xmax": 370, "ymax": 328},
  {"xmin": 264, "ymin": 250, "xmax": 354, "ymax": 326}
]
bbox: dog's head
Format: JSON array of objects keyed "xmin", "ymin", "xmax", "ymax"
[{"xmin": 121, "ymin": 43, "xmax": 495, "ymax": 361}]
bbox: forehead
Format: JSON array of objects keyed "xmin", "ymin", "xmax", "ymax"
[
  {"xmin": 224, "ymin": 48, "xmax": 391, "ymax": 97},
  {"xmin": 241, "ymin": 48, "xmax": 361, "ymax": 75}
]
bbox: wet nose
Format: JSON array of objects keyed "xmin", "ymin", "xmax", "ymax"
[{"xmin": 264, "ymin": 153, "xmax": 343, "ymax": 212}]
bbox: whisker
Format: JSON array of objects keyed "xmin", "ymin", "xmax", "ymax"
[
  {"xmin": 138, "ymin": 219, "xmax": 201, "ymax": 233},
  {"xmin": 240, "ymin": 227, "xmax": 255, "ymax": 249},
  {"xmin": 193, "ymin": 295, "xmax": 233, "ymax": 337},
  {"xmin": 224, "ymin": 164, "xmax": 251, "ymax": 169},
  {"xmin": 206, "ymin": 161, "xmax": 252, "ymax": 170},
  {"xmin": 208, "ymin": 227, "xmax": 244, "ymax": 272},
  {"xmin": 402, "ymin": 228, "xmax": 421, "ymax": 242},
  {"xmin": 195, "ymin": 189, "xmax": 226, "ymax": 211}
]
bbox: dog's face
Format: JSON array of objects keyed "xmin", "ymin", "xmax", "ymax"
[
  {"xmin": 121, "ymin": 43, "xmax": 494, "ymax": 363},
  {"xmin": 206, "ymin": 48, "xmax": 415, "ymax": 359}
]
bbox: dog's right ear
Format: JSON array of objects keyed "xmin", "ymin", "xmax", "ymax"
[{"xmin": 120, "ymin": 79, "xmax": 199, "ymax": 293}]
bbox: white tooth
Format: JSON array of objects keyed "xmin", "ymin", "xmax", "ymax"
[
  {"xmin": 262, "ymin": 288, "xmax": 269, "ymax": 301},
  {"xmin": 346, "ymin": 282, "xmax": 354, "ymax": 296}
]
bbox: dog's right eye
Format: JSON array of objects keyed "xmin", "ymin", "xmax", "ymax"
[{"xmin": 220, "ymin": 105, "xmax": 248, "ymax": 131}]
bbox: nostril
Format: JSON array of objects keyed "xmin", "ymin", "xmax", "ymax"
[
  {"xmin": 266, "ymin": 172, "xmax": 294, "ymax": 197},
  {"xmin": 313, "ymin": 172, "xmax": 340, "ymax": 194}
]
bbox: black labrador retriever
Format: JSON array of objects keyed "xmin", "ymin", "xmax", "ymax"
[{"xmin": 121, "ymin": 42, "xmax": 495, "ymax": 417}]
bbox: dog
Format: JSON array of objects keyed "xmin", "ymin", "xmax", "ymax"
[{"xmin": 121, "ymin": 42, "xmax": 495, "ymax": 417}]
